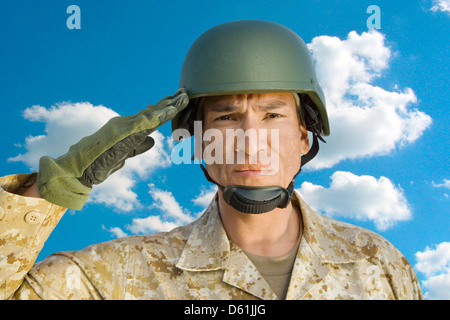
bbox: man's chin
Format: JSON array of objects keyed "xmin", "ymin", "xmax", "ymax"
[{"xmin": 227, "ymin": 171, "xmax": 284, "ymax": 187}]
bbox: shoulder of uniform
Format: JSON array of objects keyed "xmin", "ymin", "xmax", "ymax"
[
  {"xmin": 318, "ymin": 213, "xmax": 404, "ymax": 262},
  {"xmin": 117, "ymin": 219, "xmax": 198, "ymax": 261}
]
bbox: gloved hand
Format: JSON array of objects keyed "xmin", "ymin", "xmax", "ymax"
[{"xmin": 37, "ymin": 89, "xmax": 189, "ymax": 210}]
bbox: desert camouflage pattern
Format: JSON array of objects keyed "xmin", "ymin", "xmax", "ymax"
[{"xmin": 1, "ymin": 173, "xmax": 422, "ymax": 300}]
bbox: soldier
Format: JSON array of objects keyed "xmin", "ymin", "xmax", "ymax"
[{"xmin": 0, "ymin": 20, "xmax": 422, "ymax": 299}]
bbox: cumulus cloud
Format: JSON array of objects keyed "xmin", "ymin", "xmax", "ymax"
[
  {"xmin": 415, "ymin": 242, "xmax": 450, "ymax": 299},
  {"xmin": 104, "ymin": 184, "xmax": 216, "ymax": 237},
  {"xmin": 297, "ymin": 171, "xmax": 412, "ymax": 231},
  {"xmin": 431, "ymin": 0, "xmax": 450, "ymax": 14},
  {"xmin": 102, "ymin": 225, "xmax": 128, "ymax": 239},
  {"xmin": 9, "ymin": 102, "xmax": 172, "ymax": 212},
  {"xmin": 190, "ymin": 185, "xmax": 218, "ymax": 218},
  {"xmin": 123, "ymin": 184, "xmax": 195, "ymax": 234},
  {"xmin": 8, "ymin": 102, "xmax": 119, "ymax": 168},
  {"xmin": 307, "ymin": 30, "xmax": 432, "ymax": 169},
  {"xmin": 148, "ymin": 184, "xmax": 194, "ymax": 225},
  {"xmin": 125, "ymin": 216, "xmax": 180, "ymax": 234},
  {"xmin": 192, "ymin": 185, "xmax": 217, "ymax": 208}
]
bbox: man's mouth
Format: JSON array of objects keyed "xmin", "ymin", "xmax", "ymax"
[{"xmin": 234, "ymin": 166, "xmax": 275, "ymax": 176}]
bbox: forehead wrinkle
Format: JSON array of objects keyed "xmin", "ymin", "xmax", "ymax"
[
  {"xmin": 209, "ymin": 103, "xmax": 239, "ymax": 113},
  {"xmin": 203, "ymin": 94, "xmax": 243, "ymax": 114},
  {"xmin": 256, "ymin": 100, "xmax": 289, "ymax": 111},
  {"xmin": 203, "ymin": 93, "xmax": 295, "ymax": 118},
  {"xmin": 208, "ymin": 99, "xmax": 289, "ymax": 114}
]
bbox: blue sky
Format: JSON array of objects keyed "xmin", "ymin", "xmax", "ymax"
[{"xmin": 1, "ymin": 0, "xmax": 449, "ymax": 299}]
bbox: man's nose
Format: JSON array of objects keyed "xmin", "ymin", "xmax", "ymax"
[{"xmin": 236, "ymin": 113, "xmax": 269, "ymax": 160}]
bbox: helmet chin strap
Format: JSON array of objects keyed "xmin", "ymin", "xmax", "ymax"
[{"xmin": 199, "ymin": 132, "xmax": 322, "ymax": 214}]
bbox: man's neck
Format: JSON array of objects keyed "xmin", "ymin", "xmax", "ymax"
[{"xmin": 217, "ymin": 191, "xmax": 302, "ymax": 257}]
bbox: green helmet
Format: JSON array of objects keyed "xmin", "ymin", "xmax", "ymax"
[{"xmin": 173, "ymin": 19, "xmax": 329, "ymax": 136}]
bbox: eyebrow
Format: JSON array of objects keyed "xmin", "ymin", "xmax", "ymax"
[
  {"xmin": 258, "ymin": 100, "xmax": 288, "ymax": 111},
  {"xmin": 209, "ymin": 103, "xmax": 237, "ymax": 113},
  {"xmin": 208, "ymin": 100, "xmax": 288, "ymax": 113}
]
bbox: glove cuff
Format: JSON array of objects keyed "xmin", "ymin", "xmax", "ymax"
[{"xmin": 38, "ymin": 156, "xmax": 92, "ymax": 210}]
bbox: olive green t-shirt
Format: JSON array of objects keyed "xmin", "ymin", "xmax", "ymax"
[{"xmin": 242, "ymin": 236, "xmax": 301, "ymax": 300}]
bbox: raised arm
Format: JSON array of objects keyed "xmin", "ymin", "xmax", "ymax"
[{"xmin": 0, "ymin": 90, "xmax": 189, "ymax": 299}]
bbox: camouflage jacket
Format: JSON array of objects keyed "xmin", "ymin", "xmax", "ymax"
[{"xmin": 0, "ymin": 173, "xmax": 422, "ymax": 300}]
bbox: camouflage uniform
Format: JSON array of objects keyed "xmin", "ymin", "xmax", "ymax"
[{"xmin": 1, "ymin": 173, "xmax": 422, "ymax": 300}]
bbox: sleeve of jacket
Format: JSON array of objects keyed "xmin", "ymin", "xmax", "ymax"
[
  {"xmin": 10, "ymin": 237, "xmax": 134, "ymax": 300},
  {"xmin": 390, "ymin": 246, "xmax": 424, "ymax": 300},
  {"xmin": 0, "ymin": 173, "xmax": 67, "ymax": 300},
  {"xmin": 370, "ymin": 231, "xmax": 424, "ymax": 300}
]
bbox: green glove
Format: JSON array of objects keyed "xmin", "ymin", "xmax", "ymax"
[{"xmin": 37, "ymin": 89, "xmax": 189, "ymax": 210}]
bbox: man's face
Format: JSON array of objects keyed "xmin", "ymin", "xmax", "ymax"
[{"xmin": 202, "ymin": 93, "xmax": 309, "ymax": 188}]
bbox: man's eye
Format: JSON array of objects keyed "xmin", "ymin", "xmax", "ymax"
[
  {"xmin": 266, "ymin": 113, "xmax": 282, "ymax": 119},
  {"xmin": 217, "ymin": 115, "xmax": 232, "ymax": 121}
]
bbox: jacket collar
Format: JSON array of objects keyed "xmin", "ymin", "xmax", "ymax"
[
  {"xmin": 176, "ymin": 194, "xmax": 230, "ymax": 271},
  {"xmin": 176, "ymin": 191, "xmax": 370, "ymax": 299}
]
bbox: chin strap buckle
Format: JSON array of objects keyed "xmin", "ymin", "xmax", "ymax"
[{"xmin": 221, "ymin": 185, "xmax": 292, "ymax": 214}]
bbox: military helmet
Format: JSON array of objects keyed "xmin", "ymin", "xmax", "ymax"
[{"xmin": 173, "ymin": 19, "xmax": 329, "ymax": 136}]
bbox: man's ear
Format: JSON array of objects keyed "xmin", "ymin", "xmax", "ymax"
[{"xmin": 299, "ymin": 125, "xmax": 310, "ymax": 155}]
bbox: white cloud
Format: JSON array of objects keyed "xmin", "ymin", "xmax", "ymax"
[
  {"xmin": 109, "ymin": 184, "xmax": 216, "ymax": 236},
  {"xmin": 307, "ymin": 30, "xmax": 432, "ymax": 169},
  {"xmin": 9, "ymin": 102, "xmax": 173, "ymax": 212},
  {"xmin": 432, "ymin": 179, "xmax": 450, "ymax": 189},
  {"xmin": 431, "ymin": 0, "xmax": 450, "ymax": 14},
  {"xmin": 420, "ymin": 272, "xmax": 450, "ymax": 300},
  {"xmin": 126, "ymin": 215, "xmax": 179, "ymax": 234},
  {"xmin": 192, "ymin": 185, "xmax": 217, "ymax": 208},
  {"xmin": 415, "ymin": 242, "xmax": 450, "ymax": 299},
  {"xmin": 8, "ymin": 102, "xmax": 118, "ymax": 168},
  {"xmin": 89, "ymin": 172, "xmax": 139, "ymax": 211},
  {"xmin": 431, "ymin": 179, "xmax": 450, "ymax": 200},
  {"xmin": 123, "ymin": 184, "xmax": 195, "ymax": 234},
  {"xmin": 415, "ymin": 242, "xmax": 450, "ymax": 276},
  {"xmin": 102, "ymin": 225, "xmax": 128, "ymax": 239},
  {"xmin": 297, "ymin": 171, "xmax": 412, "ymax": 231},
  {"xmin": 190, "ymin": 185, "xmax": 218, "ymax": 218},
  {"xmin": 148, "ymin": 184, "xmax": 193, "ymax": 225}
]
